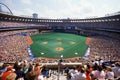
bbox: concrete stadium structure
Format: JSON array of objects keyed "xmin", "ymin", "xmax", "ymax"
[{"xmin": 0, "ymin": 12, "xmax": 120, "ymax": 35}]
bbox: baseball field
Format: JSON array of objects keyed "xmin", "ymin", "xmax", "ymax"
[{"xmin": 30, "ymin": 33, "xmax": 88, "ymax": 59}]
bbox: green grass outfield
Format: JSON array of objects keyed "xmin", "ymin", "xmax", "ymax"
[{"xmin": 30, "ymin": 33, "xmax": 88, "ymax": 59}]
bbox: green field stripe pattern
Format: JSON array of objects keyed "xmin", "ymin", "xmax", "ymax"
[{"xmin": 30, "ymin": 33, "xmax": 88, "ymax": 58}]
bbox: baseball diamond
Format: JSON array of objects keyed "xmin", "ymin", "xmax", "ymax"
[{"xmin": 30, "ymin": 33, "xmax": 88, "ymax": 58}]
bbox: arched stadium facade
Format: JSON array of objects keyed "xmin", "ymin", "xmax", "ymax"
[
  {"xmin": 0, "ymin": 12, "xmax": 120, "ymax": 63},
  {"xmin": 0, "ymin": 13, "xmax": 120, "ymax": 33}
]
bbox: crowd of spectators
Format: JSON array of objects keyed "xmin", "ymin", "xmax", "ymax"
[
  {"xmin": 0, "ymin": 60, "xmax": 45, "ymax": 80},
  {"xmin": 67, "ymin": 60, "xmax": 120, "ymax": 80},
  {"xmin": 0, "ymin": 29, "xmax": 39, "ymax": 62},
  {"xmin": 0, "ymin": 58, "xmax": 120, "ymax": 80},
  {"xmin": 89, "ymin": 35, "xmax": 120, "ymax": 61},
  {"xmin": 0, "ymin": 21, "xmax": 38, "ymax": 28}
]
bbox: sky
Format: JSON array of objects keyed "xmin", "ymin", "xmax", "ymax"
[{"xmin": 0, "ymin": 0, "xmax": 120, "ymax": 19}]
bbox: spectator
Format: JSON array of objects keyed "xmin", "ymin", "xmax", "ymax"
[
  {"xmin": 75, "ymin": 68, "xmax": 86, "ymax": 80},
  {"xmin": 1, "ymin": 65, "xmax": 16, "ymax": 80},
  {"xmin": 14, "ymin": 65, "xmax": 24, "ymax": 80},
  {"xmin": 106, "ymin": 66, "xmax": 114, "ymax": 80}
]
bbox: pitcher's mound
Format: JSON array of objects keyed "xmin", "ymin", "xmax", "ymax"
[{"xmin": 55, "ymin": 47, "xmax": 64, "ymax": 51}]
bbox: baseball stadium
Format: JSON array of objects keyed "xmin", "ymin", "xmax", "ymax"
[{"xmin": 0, "ymin": 1, "xmax": 120, "ymax": 80}]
